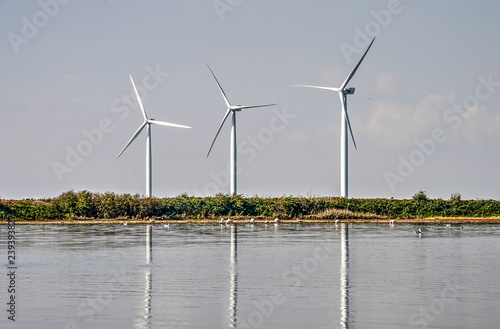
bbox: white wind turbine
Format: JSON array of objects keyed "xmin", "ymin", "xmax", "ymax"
[
  {"xmin": 206, "ymin": 64, "xmax": 277, "ymax": 196},
  {"xmin": 116, "ymin": 75, "xmax": 191, "ymax": 197},
  {"xmin": 294, "ymin": 37, "xmax": 375, "ymax": 198}
]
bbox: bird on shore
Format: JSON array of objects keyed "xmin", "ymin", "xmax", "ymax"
[
  {"xmin": 265, "ymin": 220, "xmax": 269, "ymax": 224},
  {"xmin": 296, "ymin": 219, "xmax": 301, "ymax": 223},
  {"xmin": 124, "ymin": 222, "xmax": 128, "ymax": 226},
  {"xmin": 149, "ymin": 219, "xmax": 155, "ymax": 223},
  {"xmin": 389, "ymin": 220, "xmax": 396, "ymax": 225},
  {"xmin": 274, "ymin": 218, "xmax": 280, "ymax": 223},
  {"xmin": 164, "ymin": 223, "xmax": 169, "ymax": 228},
  {"xmin": 220, "ymin": 218, "xmax": 224, "ymax": 224},
  {"xmin": 445, "ymin": 224, "xmax": 451, "ymax": 228},
  {"xmin": 226, "ymin": 218, "xmax": 233, "ymax": 224},
  {"xmin": 335, "ymin": 219, "xmax": 340, "ymax": 225},
  {"xmin": 250, "ymin": 218, "xmax": 255, "ymax": 223}
]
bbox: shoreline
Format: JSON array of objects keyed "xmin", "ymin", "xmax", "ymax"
[{"xmin": 2, "ymin": 218, "xmax": 500, "ymax": 225}]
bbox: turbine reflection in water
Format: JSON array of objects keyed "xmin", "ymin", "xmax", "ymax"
[
  {"xmin": 137, "ymin": 224, "xmax": 153, "ymax": 329},
  {"xmin": 229, "ymin": 224, "xmax": 238, "ymax": 328},
  {"xmin": 340, "ymin": 223, "xmax": 350, "ymax": 329}
]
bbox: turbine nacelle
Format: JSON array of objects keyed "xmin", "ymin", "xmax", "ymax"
[{"xmin": 344, "ymin": 87, "xmax": 355, "ymax": 95}]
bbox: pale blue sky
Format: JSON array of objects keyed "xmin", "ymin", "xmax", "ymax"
[{"xmin": 1, "ymin": 0, "xmax": 500, "ymax": 200}]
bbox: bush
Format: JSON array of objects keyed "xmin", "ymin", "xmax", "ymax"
[
  {"xmin": 450, "ymin": 193, "xmax": 461, "ymax": 202},
  {"xmin": 412, "ymin": 190, "xmax": 428, "ymax": 202}
]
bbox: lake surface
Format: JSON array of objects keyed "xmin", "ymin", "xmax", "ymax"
[{"xmin": 1, "ymin": 222, "xmax": 499, "ymax": 329}]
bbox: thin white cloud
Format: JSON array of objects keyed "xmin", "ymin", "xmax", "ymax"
[
  {"xmin": 452, "ymin": 105, "xmax": 500, "ymax": 146},
  {"xmin": 375, "ymin": 73, "xmax": 397, "ymax": 95},
  {"xmin": 362, "ymin": 93, "xmax": 454, "ymax": 146}
]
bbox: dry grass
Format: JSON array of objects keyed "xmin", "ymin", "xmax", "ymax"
[{"xmin": 305, "ymin": 208, "xmax": 385, "ymax": 220}]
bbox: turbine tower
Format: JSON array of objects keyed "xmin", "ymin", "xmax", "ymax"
[
  {"xmin": 116, "ymin": 75, "xmax": 191, "ymax": 197},
  {"xmin": 294, "ymin": 38, "xmax": 375, "ymax": 198},
  {"xmin": 206, "ymin": 64, "xmax": 277, "ymax": 196}
]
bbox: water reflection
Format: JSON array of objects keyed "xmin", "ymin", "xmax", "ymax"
[
  {"xmin": 229, "ymin": 224, "xmax": 238, "ymax": 328},
  {"xmin": 340, "ymin": 223, "xmax": 350, "ymax": 329},
  {"xmin": 136, "ymin": 224, "xmax": 153, "ymax": 329},
  {"xmin": 146, "ymin": 224, "xmax": 153, "ymax": 264},
  {"xmin": 124, "ymin": 223, "xmax": 350, "ymax": 329},
  {"xmin": 11, "ymin": 223, "xmax": 500, "ymax": 329}
]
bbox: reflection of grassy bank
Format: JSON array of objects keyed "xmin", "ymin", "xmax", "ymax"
[
  {"xmin": 4, "ymin": 218, "xmax": 500, "ymax": 225},
  {"xmin": 2, "ymin": 190, "xmax": 500, "ymax": 221}
]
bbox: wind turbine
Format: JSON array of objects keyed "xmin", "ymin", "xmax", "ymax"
[
  {"xmin": 116, "ymin": 75, "xmax": 191, "ymax": 197},
  {"xmin": 206, "ymin": 64, "xmax": 277, "ymax": 196},
  {"xmin": 293, "ymin": 37, "xmax": 375, "ymax": 198}
]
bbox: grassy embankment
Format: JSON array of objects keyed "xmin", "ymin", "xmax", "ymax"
[{"xmin": 1, "ymin": 190, "xmax": 500, "ymax": 223}]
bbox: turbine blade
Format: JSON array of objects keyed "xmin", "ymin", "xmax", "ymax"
[
  {"xmin": 340, "ymin": 37, "xmax": 375, "ymax": 91},
  {"xmin": 347, "ymin": 114, "xmax": 357, "ymax": 149},
  {"xmin": 116, "ymin": 121, "xmax": 147, "ymax": 159},
  {"xmin": 206, "ymin": 64, "xmax": 232, "ymax": 108},
  {"xmin": 130, "ymin": 75, "xmax": 148, "ymax": 120},
  {"xmin": 292, "ymin": 85, "xmax": 339, "ymax": 92},
  {"xmin": 339, "ymin": 93, "xmax": 357, "ymax": 149},
  {"xmin": 237, "ymin": 103, "xmax": 277, "ymax": 110},
  {"xmin": 148, "ymin": 120, "xmax": 191, "ymax": 129},
  {"xmin": 207, "ymin": 108, "xmax": 232, "ymax": 158}
]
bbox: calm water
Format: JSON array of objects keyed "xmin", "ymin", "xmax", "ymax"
[{"xmin": 1, "ymin": 223, "xmax": 499, "ymax": 329}]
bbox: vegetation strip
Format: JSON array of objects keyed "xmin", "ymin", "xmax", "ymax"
[{"xmin": 2, "ymin": 190, "xmax": 500, "ymax": 222}]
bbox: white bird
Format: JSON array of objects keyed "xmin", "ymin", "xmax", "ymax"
[
  {"xmin": 226, "ymin": 218, "xmax": 233, "ymax": 224},
  {"xmin": 164, "ymin": 223, "xmax": 169, "ymax": 228},
  {"xmin": 389, "ymin": 220, "xmax": 396, "ymax": 225},
  {"xmin": 149, "ymin": 219, "xmax": 155, "ymax": 223},
  {"xmin": 414, "ymin": 228, "xmax": 423, "ymax": 235},
  {"xmin": 335, "ymin": 219, "xmax": 340, "ymax": 225},
  {"xmin": 265, "ymin": 220, "xmax": 269, "ymax": 224},
  {"xmin": 445, "ymin": 224, "xmax": 451, "ymax": 227},
  {"xmin": 220, "ymin": 218, "xmax": 225, "ymax": 224},
  {"xmin": 274, "ymin": 217, "xmax": 280, "ymax": 223},
  {"xmin": 250, "ymin": 218, "xmax": 255, "ymax": 223},
  {"xmin": 124, "ymin": 222, "xmax": 128, "ymax": 226},
  {"xmin": 296, "ymin": 218, "xmax": 301, "ymax": 223}
]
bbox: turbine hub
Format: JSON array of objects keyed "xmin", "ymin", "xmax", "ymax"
[{"xmin": 345, "ymin": 88, "xmax": 355, "ymax": 95}]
